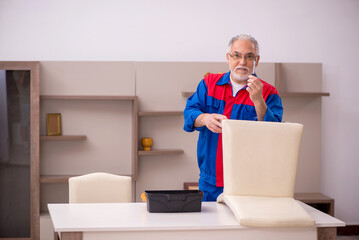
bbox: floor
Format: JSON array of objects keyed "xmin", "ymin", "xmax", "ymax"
[{"xmin": 338, "ymin": 236, "xmax": 359, "ymax": 240}]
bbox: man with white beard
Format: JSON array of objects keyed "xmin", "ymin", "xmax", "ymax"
[{"xmin": 183, "ymin": 34, "xmax": 283, "ymax": 201}]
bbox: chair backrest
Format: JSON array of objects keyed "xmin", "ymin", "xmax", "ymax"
[
  {"xmin": 222, "ymin": 120, "xmax": 303, "ymax": 198},
  {"xmin": 68, "ymin": 172, "xmax": 132, "ymax": 203}
]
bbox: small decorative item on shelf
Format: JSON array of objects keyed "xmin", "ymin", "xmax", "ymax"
[
  {"xmin": 141, "ymin": 192, "xmax": 147, "ymax": 202},
  {"xmin": 141, "ymin": 137, "xmax": 153, "ymax": 151},
  {"xmin": 46, "ymin": 113, "xmax": 62, "ymax": 136}
]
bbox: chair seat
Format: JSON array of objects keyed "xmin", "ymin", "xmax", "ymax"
[{"xmin": 223, "ymin": 195, "xmax": 315, "ymax": 227}]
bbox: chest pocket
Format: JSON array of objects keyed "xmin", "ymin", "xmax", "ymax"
[
  {"xmin": 206, "ymin": 97, "xmax": 221, "ymax": 114},
  {"xmin": 244, "ymin": 105, "xmax": 257, "ymax": 120}
]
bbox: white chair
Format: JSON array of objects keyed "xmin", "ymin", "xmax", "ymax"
[
  {"xmin": 68, "ymin": 172, "xmax": 132, "ymax": 203},
  {"xmin": 220, "ymin": 120, "xmax": 314, "ymax": 227},
  {"xmin": 53, "ymin": 173, "xmax": 132, "ymax": 240}
]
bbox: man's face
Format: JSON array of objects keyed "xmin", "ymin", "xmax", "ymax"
[{"xmin": 226, "ymin": 39, "xmax": 259, "ymax": 83}]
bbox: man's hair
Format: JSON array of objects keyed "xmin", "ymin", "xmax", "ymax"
[{"xmin": 228, "ymin": 34, "xmax": 260, "ymax": 55}]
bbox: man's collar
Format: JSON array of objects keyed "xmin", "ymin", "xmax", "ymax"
[{"xmin": 216, "ymin": 72, "xmax": 231, "ymax": 85}]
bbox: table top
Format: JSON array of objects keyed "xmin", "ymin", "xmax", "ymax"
[{"xmin": 48, "ymin": 201, "xmax": 345, "ymax": 232}]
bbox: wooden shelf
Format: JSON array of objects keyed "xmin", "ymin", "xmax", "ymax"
[
  {"xmin": 138, "ymin": 111, "xmax": 183, "ymax": 116},
  {"xmin": 294, "ymin": 192, "xmax": 333, "ymax": 203},
  {"xmin": 294, "ymin": 192, "xmax": 334, "ymax": 216},
  {"xmin": 40, "ymin": 175, "xmax": 72, "ymax": 183},
  {"xmin": 279, "ymin": 92, "xmax": 330, "ymax": 97},
  {"xmin": 40, "ymin": 95, "xmax": 137, "ymax": 101},
  {"xmin": 182, "ymin": 92, "xmax": 194, "ymax": 98},
  {"xmin": 40, "ymin": 174, "xmax": 132, "ymax": 183},
  {"xmin": 138, "ymin": 149, "xmax": 184, "ymax": 156},
  {"xmin": 40, "ymin": 135, "xmax": 87, "ymax": 141}
]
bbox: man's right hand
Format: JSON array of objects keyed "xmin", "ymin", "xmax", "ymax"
[{"xmin": 194, "ymin": 113, "xmax": 228, "ymax": 133}]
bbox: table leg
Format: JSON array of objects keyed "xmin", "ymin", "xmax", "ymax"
[
  {"xmin": 54, "ymin": 231, "xmax": 60, "ymax": 240},
  {"xmin": 318, "ymin": 227, "xmax": 337, "ymax": 240}
]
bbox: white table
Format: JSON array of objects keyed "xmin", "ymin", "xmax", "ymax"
[{"xmin": 48, "ymin": 201, "xmax": 344, "ymax": 240}]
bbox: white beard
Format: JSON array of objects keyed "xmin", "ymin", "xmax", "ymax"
[{"xmin": 231, "ymin": 67, "xmax": 250, "ymax": 82}]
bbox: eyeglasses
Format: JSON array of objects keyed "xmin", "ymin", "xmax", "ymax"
[{"xmin": 228, "ymin": 52, "xmax": 257, "ymax": 62}]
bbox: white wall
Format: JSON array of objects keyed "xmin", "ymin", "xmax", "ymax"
[{"xmin": 1, "ymin": 0, "xmax": 358, "ymax": 224}]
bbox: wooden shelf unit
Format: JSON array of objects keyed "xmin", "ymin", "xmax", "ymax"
[
  {"xmin": 38, "ymin": 62, "xmax": 331, "ymax": 211},
  {"xmin": 138, "ymin": 149, "xmax": 184, "ymax": 156},
  {"xmin": 41, "ymin": 94, "xmax": 185, "ymax": 184}
]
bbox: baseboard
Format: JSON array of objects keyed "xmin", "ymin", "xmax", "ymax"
[{"xmin": 337, "ymin": 225, "xmax": 359, "ymax": 236}]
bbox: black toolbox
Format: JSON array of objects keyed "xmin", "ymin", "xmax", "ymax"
[{"xmin": 145, "ymin": 190, "xmax": 203, "ymax": 213}]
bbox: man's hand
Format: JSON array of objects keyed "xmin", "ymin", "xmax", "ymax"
[
  {"xmin": 194, "ymin": 113, "xmax": 228, "ymax": 133},
  {"xmin": 246, "ymin": 75, "xmax": 267, "ymax": 121},
  {"xmin": 246, "ymin": 75, "xmax": 264, "ymax": 103}
]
